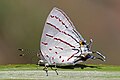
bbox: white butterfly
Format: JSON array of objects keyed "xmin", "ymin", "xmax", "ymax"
[{"xmin": 39, "ymin": 7, "xmax": 105, "ymax": 76}]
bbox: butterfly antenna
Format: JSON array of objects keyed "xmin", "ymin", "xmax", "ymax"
[
  {"xmin": 92, "ymin": 51, "xmax": 106, "ymax": 61},
  {"xmin": 96, "ymin": 51, "xmax": 106, "ymax": 59}
]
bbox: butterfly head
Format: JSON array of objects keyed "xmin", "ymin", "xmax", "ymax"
[
  {"xmin": 79, "ymin": 41, "xmax": 92, "ymax": 54},
  {"xmin": 78, "ymin": 39, "xmax": 106, "ymax": 62}
]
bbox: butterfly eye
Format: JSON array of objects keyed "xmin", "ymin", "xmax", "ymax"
[{"xmin": 84, "ymin": 49, "xmax": 87, "ymax": 52}]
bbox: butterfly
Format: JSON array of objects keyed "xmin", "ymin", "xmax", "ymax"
[{"xmin": 40, "ymin": 7, "xmax": 105, "ymax": 76}]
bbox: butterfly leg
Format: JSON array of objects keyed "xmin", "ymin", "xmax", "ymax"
[
  {"xmin": 43, "ymin": 63, "xmax": 49, "ymax": 76},
  {"xmin": 51, "ymin": 65, "xmax": 58, "ymax": 75}
]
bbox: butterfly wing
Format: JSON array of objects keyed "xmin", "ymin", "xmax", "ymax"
[{"xmin": 40, "ymin": 7, "xmax": 84, "ymax": 65}]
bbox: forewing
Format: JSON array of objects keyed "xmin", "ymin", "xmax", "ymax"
[{"xmin": 40, "ymin": 7, "xmax": 84, "ymax": 65}]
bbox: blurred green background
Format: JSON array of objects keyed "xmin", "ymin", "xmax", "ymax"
[{"xmin": 0, "ymin": 0, "xmax": 120, "ymax": 65}]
